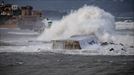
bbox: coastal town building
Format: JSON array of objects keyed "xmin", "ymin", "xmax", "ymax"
[
  {"xmin": 0, "ymin": 1, "xmax": 43, "ymax": 30},
  {"xmin": 21, "ymin": 6, "xmax": 33, "ymax": 16}
]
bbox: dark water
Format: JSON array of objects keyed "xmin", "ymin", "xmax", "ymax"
[{"xmin": 0, "ymin": 52, "xmax": 134, "ymax": 75}]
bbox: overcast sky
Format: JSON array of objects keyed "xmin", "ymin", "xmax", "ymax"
[{"xmin": 2, "ymin": 0, "xmax": 134, "ymax": 13}]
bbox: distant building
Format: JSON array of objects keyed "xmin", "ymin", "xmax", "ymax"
[
  {"xmin": 0, "ymin": 1, "xmax": 42, "ymax": 17},
  {"xmin": 32, "ymin": 10, "xmax": 42, "ymax": 17},
  {"xmin": 1, "ymin": 4, "xmax": 12, "ymax": 15},
  {"xmin": 0, "ymin": 1, "xmax": 20, "ymax": 16},
  {"xmin": 12, "ymin": 5, "xmax": 18, "ymax": 10},
  {"xmin": 21, "ymin": 6, "xmax": 33, "ymax": 16},
  {"xmin": 0, "ymin": 1, "xmax": 43, "ymax": 30}
]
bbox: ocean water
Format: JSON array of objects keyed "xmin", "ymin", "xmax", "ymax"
[{"xmin": 0, "ymin": 52, "xmax": 134, "ymax": 75}]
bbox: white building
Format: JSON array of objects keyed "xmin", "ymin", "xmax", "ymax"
[{"xmin": 12, "ymin": 5, "xmax": 18, "ymax": 10}]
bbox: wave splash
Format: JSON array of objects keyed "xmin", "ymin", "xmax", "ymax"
[{"xmin": 38, "ymin": 5, "xmax": 115, "ymax": 42}]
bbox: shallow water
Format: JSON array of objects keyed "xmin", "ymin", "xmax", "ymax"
[{"xmin": 0, "ymin": 52, "xmax": 134, "ymax": 75}]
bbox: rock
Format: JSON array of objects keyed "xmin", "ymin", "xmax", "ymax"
[
  {"xmin": 109, "ymin": 48, "xmax": 114, "ymax": 51},
  {"xmin": 88, "ymin": 40, "xmax": 95, "ymax": 45},
  {"xmin": 130, "ymin": 46, "xmax": 134, "ymax": 48},
  {"xmin": 101, "ymin": 42, "xmax": 108, "ymax": 46},
  {"xmin": 109, "ymin": 42, "xmax": 114, "ymax": 44},
  {"xmin": 119, "ymin": 43, "xmax": 124, "ymax": 46},
  {"xmin": 121, "ymin": 48, "xmax": 126, "ymax": 52}
]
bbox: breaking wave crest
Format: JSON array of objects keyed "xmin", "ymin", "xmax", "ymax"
[{"xmin": 38, "ymin": 5, "xmax": 115, "ymax": 42}]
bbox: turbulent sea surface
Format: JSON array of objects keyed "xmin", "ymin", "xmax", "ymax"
[
  {"xmin": 0, "ymin": 5, "xmax": 134, "ymax": 74},
  {"xmin": 0, "ymin": 27, "xmax": 134, "ymax": 75},
  {"xmin": 0, "ymin": 52, "xmax": 134, "ymax": 75}
]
